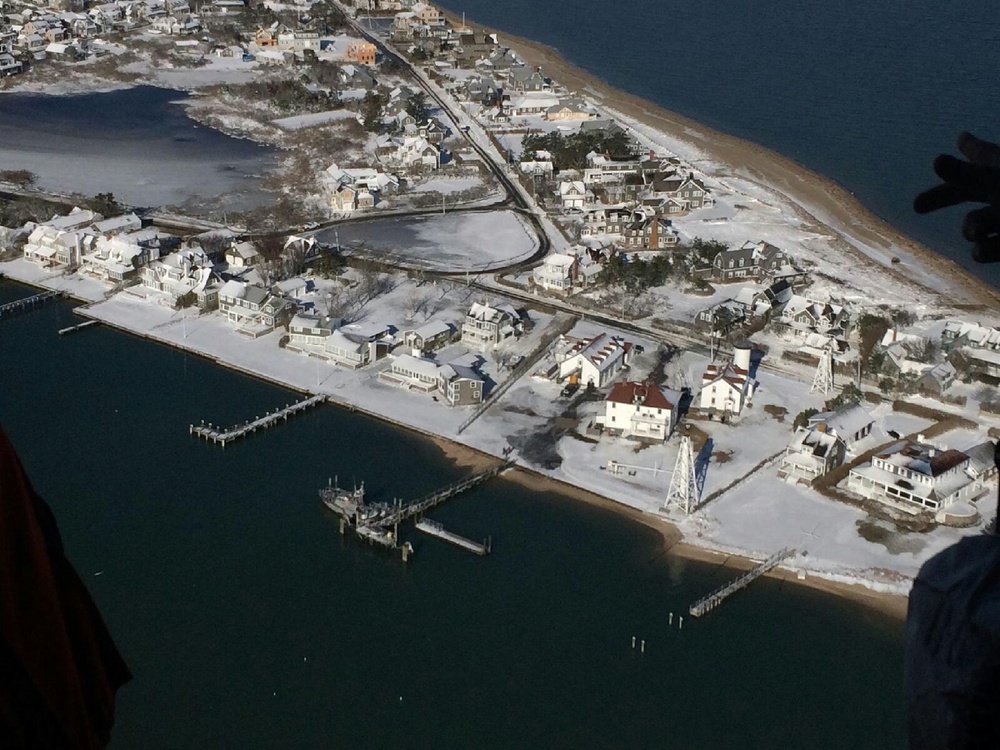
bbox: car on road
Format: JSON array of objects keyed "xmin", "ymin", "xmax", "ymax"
[{"xmin": 303, "ymin": 222, "xmax": 320, "ymax": 230}]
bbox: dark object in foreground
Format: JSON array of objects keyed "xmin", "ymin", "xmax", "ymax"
[
  {"xmin": 0, "ymin": 425, "xmax": 130, "ymax": 749},
  {"xmin": 914, "ymin": 131, "xmax": 1000, "ymax": 263},
  {"xmin": 904, "ymin": 441, "xmax": 1000, "ymax": 749}
]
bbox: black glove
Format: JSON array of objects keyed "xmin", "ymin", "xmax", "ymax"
[{"xmin": 914, "ymin": 132, "xmax": 1000, "ymax": 263}]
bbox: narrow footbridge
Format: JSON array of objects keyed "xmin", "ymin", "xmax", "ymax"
[{"xmin": 688, "ymin": 548, "xmax": 798, "ymax": 617}]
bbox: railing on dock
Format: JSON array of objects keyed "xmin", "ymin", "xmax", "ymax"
[
  {"xmin": 688, "ymin": 548, "xmax": 797, "ymax": 618},
  {"xmin": 190, "ymin": 394, "xmax": 326, "ymax": 447},
  {"xmin": 0, "ymin": 290, "xmax": 62, "ymax": 320}
]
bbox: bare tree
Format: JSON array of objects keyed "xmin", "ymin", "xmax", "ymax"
[{"xmin": 403, "ymin": 287, "xmax": 430, "ymax": 321}]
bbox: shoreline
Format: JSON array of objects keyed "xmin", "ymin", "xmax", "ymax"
[{"xmin": 438, "ymin": 9, "xmax": 1000, "ymax": 311}]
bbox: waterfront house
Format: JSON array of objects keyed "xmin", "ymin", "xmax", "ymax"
[
  {"xmin": 461, "ymin": 301, "xmax": 521, "ymax": 349},
  {"xmin": 545, "ymin": 97, "xmax": 593, "ymax": 122},
  {"xmin": 382, "ymin": 352, "xmax": 441, "ymax": 392},
  {"xmin": 323, "ymin": 322, "xmax": 393, "ymax": 368},
  {"xmin": 437, "ymin": 360, "xmax": 484, "ymax": 406},
  {"xmin": 508, "ymin": 65, "xmax": 546, "ymax": 92},
  {"xmin": 698, "ymin": 345, "xmax": 754, "ymax": 418},
  {"xmin": 555, "ymin": 332, "xmax": 633, "ymax": 389},
  {"xmin": 595, "ymin": 380, "xmax": 680, "ymax": 442},
  {"xmin": 138, "ymin": 249, "xmax": 221, "ymax": 309},
  {"xmin": 702, "ymin": 241, "xmax": 791, "ymax": 283},
  {"xmin": 402, "ymin": 320, "xmax": 455, "ymax": 355},
  {"xmin": 287, "ymin": 312, "xmax": 337, "ymax": 351},
  {"xmin": 80, "ymin": 228, "xmax": 164, "ymax": 283},
  {"xmin": 846, "ymin": 438, "xmax": 994, "ymax": 515},
  {"xmin": 218, "ymin": 279, "xmax": 296, "ymax": 336},
  {"xmin": 21, "ymin": 208, "xmax": 103, "ymax": 267}
]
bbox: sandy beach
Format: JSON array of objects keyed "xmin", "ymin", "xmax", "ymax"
[{"xmin": 440, "ymin": 10, "xmax": 1000, "ymax": 312}]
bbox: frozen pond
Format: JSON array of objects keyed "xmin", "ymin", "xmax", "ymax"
[
  {"xmin": 0, "ymin": 86, "xmax": 278, "ymax": 212},
  {"xmin": 319, "ymin": 210, "xmax": 540, "ymax": 271}
]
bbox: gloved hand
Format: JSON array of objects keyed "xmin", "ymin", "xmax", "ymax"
[{"xmin": 914, "ymin": 132, "xmax": 1000, "ymax": 263}]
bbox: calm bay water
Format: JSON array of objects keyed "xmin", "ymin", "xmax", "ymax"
[
  {"xmin": 0, "ymin": 280, "xmax": 904, "ymax": 747},
  {"xmin": 0, "ymin": 87, "xmax": 276, "ymax": 212},
  {"xmin": 436, "ymin": 0, "xmax": 1000, "ymax": 288}
]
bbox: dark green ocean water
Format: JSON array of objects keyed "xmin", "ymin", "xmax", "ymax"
[{"xmin": 0, "ymin": 282, "xmax": 904, "ymax": 748}]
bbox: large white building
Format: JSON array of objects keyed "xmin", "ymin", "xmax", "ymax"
[
  {"xmin": 596, "ymin": 380, "xmax": 681, "ymax": 442},
  {"xmin": 846, "ymin": 439, "xmax": 995, "ymax": 515},
  {"xmin": 699, "ymin": 344, "xmax": 755, "ymax": 418},
  {"xmin": 532, "ymin": 250, "xmax": 602, "ymax": 294},
  {"xmin": 138, "ymin": 249, "xmax": 221, "ymax": 309},
  {"xmin": 555, "ymin": 332, "xmax": 633, "ymax": 389}
]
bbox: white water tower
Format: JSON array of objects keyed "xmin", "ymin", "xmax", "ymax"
[{"xmin": 733, "ymin": 342, "xmax": 752, "ymax": 372}]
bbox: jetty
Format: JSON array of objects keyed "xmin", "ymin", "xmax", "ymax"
[
  {"xmin": 415, "ymin": 518, "xmax": 491, "ymax": 556},
  {"xmin": 58, "ymin": 319, "xmax": 100, "ymax": 336},
  {"xmin": 688, "ymin": 548, "xmax": 797, "ymax": 618},
  {"xmin": 0, "ymin": 290, "xmax": 62, "ymax": 320},
  {"xmin": 190, "ymin": 394, "xmax": 326, "ymax": 446},
  {"xmin": 374, "ymin": 460, "xmax": 512, "ymax": 529},
  {"xmin": 323, "ymin": 459, "xmax": 510, "ymax": 561}
]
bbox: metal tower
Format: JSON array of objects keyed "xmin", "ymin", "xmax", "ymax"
[
  {"xmin": 810, "ymin": 346, "xmax": 834, "ymax": 396},
  {"xmin": 664, "ymin": 436, "xmax": 699, "ymax": 515}
]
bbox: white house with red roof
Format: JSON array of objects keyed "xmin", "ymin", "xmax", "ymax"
[
  {"xmin": 556, "ymin": 332, "xmax": 633, "ymax": 388},
  {"xmin": 596, "ymin": 380, "xmax": 681, "ymax": 442},
  {"xmin": 699, "ymin": 344, "xmax": 755, "ymax": 418}
]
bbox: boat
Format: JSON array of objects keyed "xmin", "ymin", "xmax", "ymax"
[{"xmin": 319, "ymin": 476, "xmax": 366, "ymax": 517}]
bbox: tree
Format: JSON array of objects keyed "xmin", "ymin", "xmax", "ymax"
[
  {"xmin": 87, "ymin": 192, "xmax": 123, "ymax": 217},
  {"xmin": 856, "ymin": 312, "xmax": 891, "ymax": 372},
  {"xmin": 361, "ymin": 90, "xmax": 386, "ymax": 132},
  {"xmin": 792, "ymin": 407, "xmax": 819, "ymax": 431},
  {"xmin": 405, "ymin": 91, "xmax": 429, "ymax": 123},
  {"xmin": 0, "ymin": 170, "xmax": 36, "ymax": 188},
  {"xmin": 912, "ymin": 338, "xmax": 940, "ymax": 364}
]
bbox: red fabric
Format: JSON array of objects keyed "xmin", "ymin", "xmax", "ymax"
[{"xmin": 0, "ymin": 426, "xmax": 130, "ymax": 749}]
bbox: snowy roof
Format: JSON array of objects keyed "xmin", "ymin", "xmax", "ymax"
[
  {"xmin": 392, "ymin": 353, "xmax": 441, "ymax": 379},
  {"xmin": 787, "ymin": 426, "xmax": 842, "ymax": 459},
  {"xmin": 340, "ymin": 321, "xmax": 390, "ymax": 342},
  {"xmin": 229, "ymin": 241, "xmax": 258, "ymax": 259},
  {"xmin": 874, "ymin": 440, "xmax": 969, "ymax": 478},
  {"xmin": 808, "ymin": 405, "xmax": 874, "ymax": 442},
  {"xmin": 542, "ymin": 253, "xmax": 576, "ymax": 271},
  {"xmin": 409, "ymin": 320, "xmax": 452, "ymax": 340}
]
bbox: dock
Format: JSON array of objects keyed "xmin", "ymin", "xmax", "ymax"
[
  {"xmin": 189, "ymin": 394, "xmax": 326, "ymax": 446},
  {"xmin": 0, "ymin": 290, "xmax": 62, "ymax": 320},
  {"xmin": 323, "ymin": 459, "xmax": 510, "ymax": 561},
  {"xmin": 374, "ymin": 460, "xmax": 512, "ymax": 529},
  {"xmin": 688, "ymin": 548, "xmax": 797, "ymax": 617},
  {"xmin": 58, "ymin": 319, "xmax": 100, "ymax": 336},
  {"xmin": 415, "ymin": 518, "xmax": 491, "ymax": 555}
]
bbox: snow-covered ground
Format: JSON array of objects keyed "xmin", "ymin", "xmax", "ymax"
[
  {"xmin": 272, "ymin": 109, "xmax": 360, "ymax": 130},
  {"xmin": 3, "ymin": 257, "xmax": 994, "ymax": 597}
]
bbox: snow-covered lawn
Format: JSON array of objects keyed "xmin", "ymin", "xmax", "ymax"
[
  {"xmin": 0, "ymin": 259, "xmax": 109, "ymax": 303},
  {"xmin": 272, "ymin": 110, "xmax": 360, "ymax": 130},
  {"xmin": 409, "ymin": 177, "xmax": 487, "ymax": 195}
]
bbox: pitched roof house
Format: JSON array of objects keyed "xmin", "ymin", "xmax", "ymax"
[
  {"xmin": 461, "ymin": 301, "xmax": 521, "ymax": 349},
  {"xmin": 596, "ymin": 380, "xmax": 681, "ymax": 442},
  {"xmin": 555, "ymin": 332, "xmax": 633, "ymax": 388},
  {"xmin": 698, "ymin": 345, "xmax": 754, "ymax": 418}
]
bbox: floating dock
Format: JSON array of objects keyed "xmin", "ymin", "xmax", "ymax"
[
  {"xmin": 58, "ymin": 319, "xmax": 100, "ymax": 336},
  {"xmin": 688, "ymin": 548, "xmax": 797, "ymax": 617},
  {"xmin": 0, "ymin": 290, "xmax": 62, "ymax": 320},
  {"xmin": 190, "ymin": 394, "xmax": 326, "ymax": 446},
  {"xmin": 415, "ymin": 518, "xmax": 491, "ymax": 556}
]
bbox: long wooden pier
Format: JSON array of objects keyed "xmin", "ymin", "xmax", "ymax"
[
  {"xmin": 0, "ymin": 290, "xmax": 62, "ymax": 320},
  {"xmin": 189, "ymin": 394, "xmax": 326, "ymax": 446},
  {"xmin": 374, "ymin": 460, "xmax": 512, "ymax": 528},
  {"xmin": 58, "ymin": 319, "xmax": 100, "ymax": 336},
  {"xmin": 688, "ymin": 548, "xmax": 797, "ymax": 617},
  {"xmin": 415, "ymin": 518, "xmax": 491, "ymax": 555}
]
